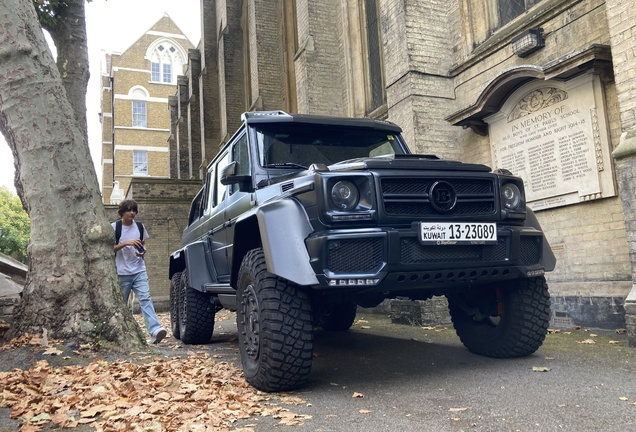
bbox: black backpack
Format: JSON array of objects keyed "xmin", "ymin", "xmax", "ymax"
[{"xmin": 114, "ymin": 220, "xmax": 145, "ymax": 245}]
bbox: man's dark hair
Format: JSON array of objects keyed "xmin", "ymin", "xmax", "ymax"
[{"xmin": 118, "ymin": 199, "xmax": 139, "ymax": 217}]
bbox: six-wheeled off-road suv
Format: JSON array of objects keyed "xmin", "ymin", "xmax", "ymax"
[{"xmin": 169, "ymin": 111, "xmax": 556, "ymax": 392}]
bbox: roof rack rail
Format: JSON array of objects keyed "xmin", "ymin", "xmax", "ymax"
[{"xmin": 241, "ymin": 110, "xmax": 292, "ymax": 121}]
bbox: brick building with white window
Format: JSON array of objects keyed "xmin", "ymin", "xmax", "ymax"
[{"xmin": 99, "ymin": 13, "xmax": 194, "ymax": 205}]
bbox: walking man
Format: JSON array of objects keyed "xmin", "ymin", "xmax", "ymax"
[{"xmin": 112, "ymin": 199, "xmax": 167, "ymax": 344}]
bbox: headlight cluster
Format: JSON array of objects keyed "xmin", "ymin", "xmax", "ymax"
[
  {"xmin": 331, "ymin": 181, "xmax": 360, "ymax": 210},
  {"xmin": 501, "ymin": 183, "xmax": 522, "ymax": 210}
]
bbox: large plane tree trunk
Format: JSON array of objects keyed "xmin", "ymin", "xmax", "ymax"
[
  {"xmin": 39, "ymin": 0, "xmax": 91, "ymax": 140},
  {"xmin": 0, "ymin": 0, "xmax": 145, "ymax": 349}
]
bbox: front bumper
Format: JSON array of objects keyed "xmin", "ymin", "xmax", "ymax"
[{"xmin": 305, "ymin": 225, "xmax": 546, "ymax": 292}]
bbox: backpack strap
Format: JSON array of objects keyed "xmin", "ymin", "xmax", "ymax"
[
  {"xmin": 136, "ymin": 221, "xmax": 144, "ymax": 241},
  {"xmin": 115, "ymin": 220, "xmax": 122, "ymax": 245},
  {"xmin": 115, "ymin": 220, "xmax": 144, "ymax": 244}
]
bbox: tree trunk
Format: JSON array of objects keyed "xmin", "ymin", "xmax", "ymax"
[
  {"xmin": 0, "ymin": 0, "xmax": 146, "ymax": 350},
  {"xmin": 42, "ymin": 0, "xmax": 90, "ymax": 140}
]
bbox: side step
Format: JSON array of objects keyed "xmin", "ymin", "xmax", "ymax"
[{"xmin": 202, "ymin": 283, "xmax": 235, "ymax": 294}]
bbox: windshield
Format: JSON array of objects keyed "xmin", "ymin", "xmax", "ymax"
[{"xmin": 255, "ymin": 124, "xmax": 405, "ymax": 169}]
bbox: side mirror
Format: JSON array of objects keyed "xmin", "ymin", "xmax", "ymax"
[{"xmin": 220, "ymin": 162, "xmax": 252, "ymax": 189}]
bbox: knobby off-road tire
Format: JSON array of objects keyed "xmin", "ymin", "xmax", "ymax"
[
  {"xmin": 447, "ymin": 276, "xmax": 550, "ymax": 358},
  {"xmin": 170, "ymin": 272, "xmax": 182, "ymax": 340},
  {"xmin": 237, "ymin": 248, "xmax": 314, "ymax": 392},
  {"xmin": 179, "ymin": 271, "xmax": 215, "ymax": 345},
  {"xmin": 318, "ymin": 301, "xmax": 358, "ymax": 332}
]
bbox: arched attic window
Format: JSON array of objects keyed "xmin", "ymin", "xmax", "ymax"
[{"xmin": 147, "ymin": 39, "xmax": 185, "ymax": 84}]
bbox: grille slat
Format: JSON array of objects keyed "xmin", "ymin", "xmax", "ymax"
[
  {"xmin": 401, "ymin": 237, "xmax": 508, "ymax": 264},
  {"xmin": 381, "ymin": 177, "xmax": 496, "ymax": 217}
]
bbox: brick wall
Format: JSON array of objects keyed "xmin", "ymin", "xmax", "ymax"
[{"xmin": 604, "ymin": 0, "xmax": 636, "ymax": 344}]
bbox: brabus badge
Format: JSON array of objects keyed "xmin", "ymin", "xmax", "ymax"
[{"xmin": 429, "ymin": 181, "xmax": 457, "ymax": 213}]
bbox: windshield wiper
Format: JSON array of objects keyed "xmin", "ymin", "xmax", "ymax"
[{"xmin": 264, "ymin": 163, "xmax": 308, "ymax": 169}]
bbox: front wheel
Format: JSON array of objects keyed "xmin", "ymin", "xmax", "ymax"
[
  {"xmin": 447, "ymin": 276, "xmax": 550, "ymax": 358},
  {"xmin": 237, "ymin": 248, "xmax": 314, "ymax": 392},
  {"xmin": 179, "ymin": 271, "xmax": 216, "ymax": 345}
]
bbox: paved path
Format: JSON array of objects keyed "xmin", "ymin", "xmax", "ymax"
[{"xmin": 1, "ymin": 312, "xmax": 634, "ymax": 431}]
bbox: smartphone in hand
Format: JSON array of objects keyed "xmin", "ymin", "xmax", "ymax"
[{"xmin": 136, "ymin": 246, "xmax": 146, "ymax": 254}]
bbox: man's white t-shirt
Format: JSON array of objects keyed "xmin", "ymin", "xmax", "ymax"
[{"xmin": 112, "ymin": 221, "xmax": 150, "ymax": 276}]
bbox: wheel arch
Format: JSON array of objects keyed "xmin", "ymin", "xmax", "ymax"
[
  {"xmin": 230, "ymin": 199, "xmax": 319, "ymax": 288},
  {"xmin": 169, "ymin": 241, "xmax": 217, "ymax": 292}
]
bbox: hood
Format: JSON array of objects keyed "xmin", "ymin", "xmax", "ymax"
[{"xmin": 328, "ymin": 154, "xmax": 492, "ymax": 172}]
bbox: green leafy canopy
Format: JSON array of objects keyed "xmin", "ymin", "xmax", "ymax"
[{"xmin": 0, "ymin": 187, "xmax": 30, "ymax": 263}]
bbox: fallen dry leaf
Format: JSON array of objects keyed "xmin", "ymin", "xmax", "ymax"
[
  {"xmin": 573, "ymin": 326, "xmax": 582, "ymax": 330},
  {"xmin": 352, "ymin": 392, "xmax": 364, "ymax": 398},
  {"xmin": 616, "ymin": 328, "xmax": 627, "ymax": 334},
  {"xmin": 545, "ymin": 357, "xmax": 555, "ymax": 360},
  {"xmin": 547, "ymin": 328, "xmax": 561, "ymax": 334},
  {"xmin": 0, "ymin": 313, "xmax": 308, "ymax": 432},
  {"xmin": 42, "ymin": 347, "xmax": 64, "ymax": 356},
  {"xmin": 360, "ymin": 326, "xmax": 371, "ymax": 329},
  {"xmin": 532, "ymin": 366, "xmax": 551, "ymax": 372},
  {"xmin": 619, "ymin": 397, "xmax": 629, "ymax": 401},
  {"xmin": 578, "ymin": 339, "xmax": 596, "ymax": 344},
  {"xmin": 609, "ymin": 340, "xmax": 622, "ymax": 345},
  {"xmin": 449, "ymin": 407, "xmax": 468, "ymax": 412},
  {"xmin": 359, "ymin": 409, "xmax": 371, "ymax": 414},
  {"xmin": 590, "ymin": 334, "xmax": 598, "ymax": 337},
  {"xmin": 451, "ymin": 417, "xmax": 460, "ymax": 421}
]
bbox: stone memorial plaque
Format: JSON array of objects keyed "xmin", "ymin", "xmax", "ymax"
[{"xmin": 485, "ymin": 74, "xmax": 615, "ymax": 211}]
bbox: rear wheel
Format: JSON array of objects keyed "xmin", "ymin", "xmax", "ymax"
[
  {"xmin": 179, "ymin": 271, "xmax": 216, "ymax": 344},
  {"xmin": 237, "ymin": 248, "xmax": 314, "ymax": 392},
  {"xmin": 447, "ymin": 276, "xmax": 550, "ymax": 358},
  {"xmin": 170, "ymin": 272, "xmax": 182, "ymax": 339},
  {"xmin": 318, "ymin": 301, "xmax": 358, "ymax": 332}
]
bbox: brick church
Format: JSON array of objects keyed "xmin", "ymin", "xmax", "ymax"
[{"xmin": 101, "ymin": 1, "xmax": 636, "ymax": 345}]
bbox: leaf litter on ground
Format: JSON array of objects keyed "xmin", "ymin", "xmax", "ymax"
[{"xmin": 0, "ymin": 312, "xmax": 309, "ymax": 431}]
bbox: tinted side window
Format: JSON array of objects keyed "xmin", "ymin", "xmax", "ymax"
[
  {"xmin": 188, "ymin": 188, "xmax": 204, "ymax": 226},
  {"xmin": 231, "ymin": 133, "xmax": 250, "ymax": 194},
  {"xmin": 215, "ymin": 152, "xmax": 229, "ymax": 206},
  {"xmin": 206, "ymin": 166, "xmax": 216, "ymax": 210}
]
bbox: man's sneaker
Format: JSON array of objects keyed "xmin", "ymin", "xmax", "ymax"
[{"xmin": 151, "ymin": 327, "xmax": 167, "ymax": 344}]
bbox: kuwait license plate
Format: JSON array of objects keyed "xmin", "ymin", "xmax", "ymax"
[{"xmin": 419, "ymin": 222, "xmax": 497, "ymax": 245}]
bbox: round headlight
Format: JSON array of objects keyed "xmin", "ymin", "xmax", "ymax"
[
  {"xmin": 331, "ymin": 181, "xmax": 359, "ymax": 211},
  {"xmin": 502, "ymin": 183, "xmax": 522, "ymax": 209}
]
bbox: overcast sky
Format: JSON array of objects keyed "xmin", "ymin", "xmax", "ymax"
[{"xmin": 0, "ymin": 0, "xmax": 201, "ymax": 194}]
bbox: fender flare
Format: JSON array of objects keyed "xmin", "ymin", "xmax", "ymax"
[
  {"xmin": 169, "ymin": 241, "xmax": 216, "ymax": 292},
  {"xmin": 256, "ymin": 199, "xmax": 319, "ymax": 285},
  {"xmin": 524, "ymin": 208, "xmax": 557, "ymax": 272}
]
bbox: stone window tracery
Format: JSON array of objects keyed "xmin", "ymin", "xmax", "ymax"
[{"xmin": 148, "ymin": 40, "xmax": 184, "ymax": 84}]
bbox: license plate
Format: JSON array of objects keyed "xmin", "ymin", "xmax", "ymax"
[{"xmin": 419, "ymin": 222, "xmax": 497, "ymax": 245}]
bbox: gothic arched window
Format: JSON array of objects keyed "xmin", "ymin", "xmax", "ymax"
[{"xmin": 148, "ymin": 41, "xmax": 184, "ymax": 84}]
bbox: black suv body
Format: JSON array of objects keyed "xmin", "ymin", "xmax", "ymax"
[{"xmin": 169, "ymin": 111, "xmax": 556, "ymax": 392}]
